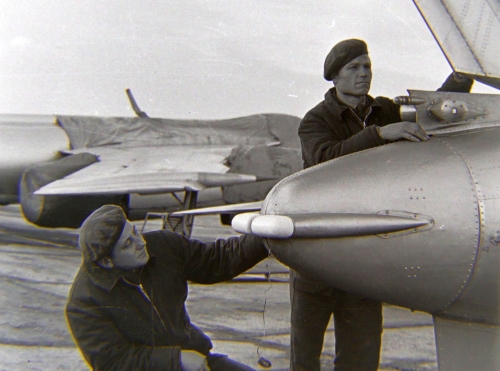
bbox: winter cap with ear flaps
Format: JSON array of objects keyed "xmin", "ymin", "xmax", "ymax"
[{"xmin": 79, "ymin": 205, "xmax": 127, "ymax": 263}]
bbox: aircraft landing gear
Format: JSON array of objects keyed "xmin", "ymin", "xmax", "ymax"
[{"xmin": 140, "ymin": 190, "xmax": 198, "ymax": 238}]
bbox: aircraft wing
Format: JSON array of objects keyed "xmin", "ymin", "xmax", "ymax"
[
  {"xmin": 170, "ymin": 201, "xmax": 264, "ymax": 216},
  {"xmin": 35, "ymin": 145, "xmax": 257, "ymax": 196},
  {"xmin": 413, "ymin": 0, "xmax": 500, "ymax": 89}
]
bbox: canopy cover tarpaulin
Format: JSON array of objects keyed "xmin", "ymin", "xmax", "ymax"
[{"xmin": 56, "ymin": 114, "xmax": 301, "ymax": 150}]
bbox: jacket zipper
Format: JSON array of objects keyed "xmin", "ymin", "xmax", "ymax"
[
  {"xmin": 124, "ymin": 279, "xmax": 169, "ymax": 333},
  {"xmin": 351, "ymin": 106, "xmax": 372, "ymax": 129}
]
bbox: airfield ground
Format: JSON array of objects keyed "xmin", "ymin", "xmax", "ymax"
[{"xmin": 0, "ymin": 205, "xmax": 438, "ymax": 371}]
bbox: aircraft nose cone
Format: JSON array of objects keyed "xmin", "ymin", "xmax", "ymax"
[{"xmin": 261, "ymin": 139, "xmax": 480, "ymax": 314}]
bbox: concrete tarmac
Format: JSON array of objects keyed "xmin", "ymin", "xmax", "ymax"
[{"xmin": 0, "ymin": 205, "xmax": 438, "ymax": 371}]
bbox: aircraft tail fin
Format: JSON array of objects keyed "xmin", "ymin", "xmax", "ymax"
[
  {"xmin": 125, "ymin": 89, "xmax": 149, "ymax": 118},
  {"xmin": 413, "ymin": 0, "xmax": 500, "ymax": 89}
]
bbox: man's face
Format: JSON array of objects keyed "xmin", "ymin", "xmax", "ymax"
[
  {"xmin": 110, "ymin": 221, "xmax": 149, "ymax": 270},
  {"xmin": 332, "ymin": 54, "xmax": 372, "ymax": 96}
]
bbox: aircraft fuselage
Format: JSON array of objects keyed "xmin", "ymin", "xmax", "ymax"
[{"xmin": 259, "ymin": 127, "xmax": 500, "ymax": 325}]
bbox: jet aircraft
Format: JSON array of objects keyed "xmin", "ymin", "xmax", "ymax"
[
  {"xmin": 0, "ymin": 90, "xmax": 302, "ymax": 237},
  {"xmin": 182, "ymin": 0, "xmax": 500, "ymax": 370}
]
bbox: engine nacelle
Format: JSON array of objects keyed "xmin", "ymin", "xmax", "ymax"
[
  {"xmin": 20, "ymin": 153, "xmax": 126, "ymax": 228},
  {"xmin": 0, "ymin": 115, "xmax": 70, "ymax": 205}
]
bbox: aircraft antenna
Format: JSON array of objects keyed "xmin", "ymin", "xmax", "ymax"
[{"xmin": 125, "ymin": 88, "xmax": 149, "ymax": 118}]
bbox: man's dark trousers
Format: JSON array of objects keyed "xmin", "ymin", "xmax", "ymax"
[{"xmin": 290, "ymin": 284, "xmax": 383, "ymax": 371}]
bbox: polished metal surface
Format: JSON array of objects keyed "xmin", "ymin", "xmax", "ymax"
[
  {"xmin": 437, "ymin": 128, "xmax": 500, "ymax": 324},
  {"xmin": 399, "ymin": 105, "xmax": 417, "ymax": 122},
  {"xmin": 409, "ymin": 90, "xmax": 500, "ymax": 134},
  {"xmin": 233, "ymin": 212, "xmax": 432, "ymax": 239},
  {"xmin": 245, "ymin": 118, "xmax": 500, "ymax": 353},
  {"xmin": 261, "ymin": 134, "xmax": 484, "ymax": 315},
  {"xmin": 428, "ymin": 99, "xmax": 483, "ymax": 122}
]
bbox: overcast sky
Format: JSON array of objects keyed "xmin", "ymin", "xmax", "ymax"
[{"xmin": 0, "ymin": 0, "xmax": 497, "ymax": 119}]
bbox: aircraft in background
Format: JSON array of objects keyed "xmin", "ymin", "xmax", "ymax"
[
  {"xmin": 177, "ymin": 0, "xmax": 500, "ymax": 370},
  {"xmin": 0, "ymin": 90, "xmax": 302, "ymax": 237}
]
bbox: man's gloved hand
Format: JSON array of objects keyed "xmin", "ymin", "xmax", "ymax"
[
  {"xmin": 376, "ymin": 122, "xmax": 429, "ymax": 142},
  {"xmin": 180, "ymin": 350, "xmax": 210, "ymax": 371}
]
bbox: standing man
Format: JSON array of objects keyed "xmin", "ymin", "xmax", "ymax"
[
  {"xmin": 66, "ymin": 205, "xmax": 269, "ymax": 371},
  {"xmin": 292, "ymin": 39, "xmax": 473, "ymax": 371}
]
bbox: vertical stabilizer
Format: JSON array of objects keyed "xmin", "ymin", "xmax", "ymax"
[{"xmin": 413, "ymin": 0, "xmax": 500, "ymax": 89}]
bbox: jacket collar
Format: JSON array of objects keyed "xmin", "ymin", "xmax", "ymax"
[
  {"xmin": 84, "ymin": 248, "xmax": 155, "ymax": 292},
  {"xmin": 324, "ymin": 87, "xmax": 381, "ymax": 121}
]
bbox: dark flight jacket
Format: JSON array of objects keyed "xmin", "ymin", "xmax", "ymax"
[
  {"xmin": 66, "ymin": 231, "xmax": 268, "ymax": 371},
  {"xmin": 299, "ymin": 87, "xmax": 400, "ymax": 169},
  {"xmin": 299, "ymin": 72, "xmax": 474, "ymax": 169}
]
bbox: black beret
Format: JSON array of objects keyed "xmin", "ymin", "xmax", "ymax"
[
  {"xmin": 79, "ymin": 205, "xmax": 127, "ymax": 263},
  {"xmin": 324, "ymin": 39, "xmax": 369, "ymax": 81}
]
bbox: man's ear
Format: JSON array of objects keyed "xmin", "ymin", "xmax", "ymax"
[{"xmin": 97, "ymin": 256, "xmax": 114, "ymax": 269}]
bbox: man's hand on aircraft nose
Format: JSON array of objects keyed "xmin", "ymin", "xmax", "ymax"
[{"xmin": 376, "ymin": 122, "xmax": 429, "ymax": 142}]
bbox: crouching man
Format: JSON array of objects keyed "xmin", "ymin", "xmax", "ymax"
[{"xmin": 66, "ymin": 205, "xmax": 269, "ymax": 371}]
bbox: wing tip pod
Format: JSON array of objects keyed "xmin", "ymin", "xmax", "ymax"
[
  {"xmin": 250, "ymin": 215, "xmax": 294, "ymax": 238},
  {"xmin": 197, "ymin": 172, "xmax": 257, "ymax": 187},
  {"xmin": 232, "ymin": 213, "xmax": 262, "ymax": 234},
  {"xmin": 233, "ymin": 212, "xmax": 433, "ymax": 239}
]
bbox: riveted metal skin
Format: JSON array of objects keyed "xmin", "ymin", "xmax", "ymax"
[
  {"xmin": 435, "ymin": 129, "xmax": 500, "ymax": 324},
  {"xmin": 407, "ymin": 1, "xmax": 500, "ymax": 367},
  {"xmin": 428, "ymin": 99, "xmax": 483, "ymax": 122},
  {"xmin": 409, "ymin": 90, "xmax": 500, "ymax": 134},
  {"xmin": 262, "ymin": 128, "xmax": 500, "ymax": 319}
]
